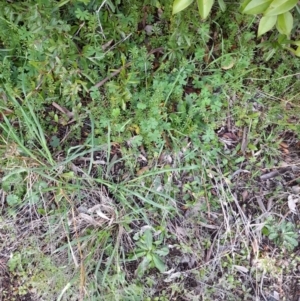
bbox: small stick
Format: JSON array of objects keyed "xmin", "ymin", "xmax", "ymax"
[
  {"xmin": 93, "ymin": 62, "xmax": 132, "ymax": 89},
  {"xmin": 260, "ymin": 166, "xmax": 300, "ymax": 181},
  {"xmin": 260, "ymin": 170, "xmax": 280, "ymax": 181},
  {"xmin": 52, "ymin": 102, "xmax": 74, "ymax": 118},
  {"xmin": 92, "ymin": 47, "xmax": 164, "ymax": 90}
]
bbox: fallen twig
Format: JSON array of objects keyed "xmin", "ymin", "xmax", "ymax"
[
  {"xmin": 52, "ymin": 102, "xmax": 76, "ymax": 124},
  {"xmin": 241, "ymin": 126, "xmax": 248, "ymax": 155},
  {"xmin": 93, "ymin": 62, "xmax": 132, "ymax": 89},
  {"xmin": 260, "ymin": 170, "xmax": 279, "ymax": 181},
  {"xmin": 260, "ymin": 165, "xmax": 300, "ymax": 181},
  {"xmin": 52, "ymin": 102, "xmax": 74, "ymax": 118}
]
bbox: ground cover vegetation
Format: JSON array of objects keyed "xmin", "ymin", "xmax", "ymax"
[{"xmin": 0, "ymin": 0, "xmax": 300, "ymax": 300}]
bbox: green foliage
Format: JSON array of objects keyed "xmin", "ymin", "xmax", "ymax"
[
  {"xmin": 172, "ymin": 0, "xmax": 300, "ymax": 57},
  {"xmin": 263, "ymin": 217, "xmax": 299, "ymax": 251},
  {"xmin": 8, "ymin": 247, "xmax": 66, "ymax": 299},
  {"xmin": 173, "ymin": 0, "xmax": 194, "ymax": 15},
  {"xmin": 173, "ymin": 0, "xmax": 217, "ymax": 19},
  {"xmin": 243, "ymin": 0, "xmax": 298, "ymax": 40},
  {"xmin": 129, "ymin": 228, "xmax": 169, "ymax": 277},
  {"xmin": 1, "ymin": 0, "xmax": 300, "ymax": 300}
]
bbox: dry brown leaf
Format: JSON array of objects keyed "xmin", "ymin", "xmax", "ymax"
[
  {"xmin": 282, "ymin": 148, "xmax": 289, "ymax": 154},
  {"xmin": 164, "ymin": 272, "xmax": 182, "ymax": 283},
  {"xmin": 251, "ymin": 237, "xmax": 259, "ymax": 254},
  {"xmin": 175, "ymin": 226, "xmax": 188, "ymax": 238},
  {"xmin": 288, "ymin": 195, "xmax": 298, "ymax": 213},
  {"xmin": 223, "ymin": 132, "xmax": 238, "ymax": 141},
  {"xmin": 96, "ymin": 209, "xmax": 110, "ymax": 221},
  {"xmin": 291, "ymin": 186, "xmax": 300, "ymax": 193},
  {"xmin": 136, "ymin": 166, "xmax": 149, "ymax": 176},
  {"xmin": 233, "ymin": 265, "xmax": 249, "ymax": 273},
  {"xmin": 198, "ymin": 221, "xmax": 219, "ymax": 230},
  {"xmin": 78, "ymin": 213, "xmax": 99, "ymax": 226},
  {"xmin": 221, "ymin": 60, "xmax": 235, "ymax": 70},
  {"xmin": 279, "ymin": 142, "xmax": 288, "ymax": 149},
  {"xmin": 256, "ymin": 197, "xmax": 267, "ymax": 213},
  {"xmin": 101, "ymin": 39, "xmax": 113, "ymax": 51},
  {"xmin": 241, "ymin": 126, "xmax": 248, "ymax": 154},
  {"xmin": 52, "ymin": 101, "xmax": 74, "ymax": 118},
  {"xmin": 242, "ymin": 190, "xmax": 249, "ymax": 202}
]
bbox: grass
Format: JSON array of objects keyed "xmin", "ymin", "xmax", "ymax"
[{"xmin": 1, "ymin": 0, "xmax": 300, "ymax": 300}]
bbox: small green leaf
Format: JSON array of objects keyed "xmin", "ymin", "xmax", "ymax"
[
  {"xmin": 257, "ymin": 15, "xmax": 277, "ymax": 37},
  {"xmin": 134, "ymin": 250, "xmax": 147, "ymax": 259},
  {"xmin": 172, "ymin": 0, "xmax": 194, "ymax": 14},
  {"xmin": 155, "ymin": 246, "xmax": 169, "ymax": 257},
  {"xmin": 277, "ymin": 33, "xmax": 289, "ymax": 44},
  {"xmin": 242, "ymin": 0, "xmax": 273, "ymax": 15},
  {"xmin": 136, "ymin": 257, "xmax": 150, "ymax": 277},
  {"xmin": 268, "ymin": 232, "xmax": 278, "ymax": 240},
  {"xmin": 56, "ymin": 0, "xmax": 71, "ymax": 8},
  {"xmin": 152, "ymin": 254, "xmax": 166, "ymax": 272},
  {"xmin": 50, "ymin": 135, "xmax": 60, "ymax": 148},
  {"xmin": 146, "ymin": 252, "xmax": 153, "ymax": 261},
  {"xmin": 111, "ymin": 108, "xmax": 120, "ymax": 118},
  {"xmin": 197, "ymin": 0, "xmax": 214, "ymax": 19},
  {"xmin": 61, "ymin": 172, "xmax": 75, "ymax": 179},
  {"xmin": 264, "ymin": 0, "xmax": 298, "ymax": 16},
  {"xmin": 284, "ymin": 235, "xmax": 298, "ymax": 247},
  {"xmin": 218, "ymin": 0, "xmax": 226, "ymax": 11},
  {"xmin": 262, "ymin": 227, "xmax": 269, "ymax": 236},
  {"xmin": 144, "ymin": 229, "xmax": 153, "ymax": 250},
  {"xmin": 276, "ymin": 12, "xmax": 293, "ymax": 36}
]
